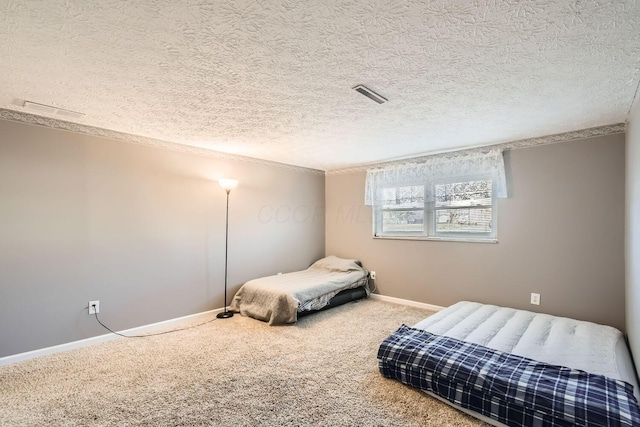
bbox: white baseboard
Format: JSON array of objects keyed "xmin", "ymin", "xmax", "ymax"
[
  {"xmin": 0, "ymin": 307, "xmax": 225, "ymax": 367},
  {"xmin": 369, "ymin": 294, "xmax": 445, "ymax": 312},
  {"xmin": 1, "ymin": 297, "xmax": 440, "ymax": 366}
]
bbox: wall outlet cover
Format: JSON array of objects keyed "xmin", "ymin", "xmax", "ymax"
[
  {"xmin": 530, "ymin": 293, "xmax": 541, "ymax": 306},
  {"xmin": 88, "ymin": 300, "xmax": 100, "ymax": 314}
]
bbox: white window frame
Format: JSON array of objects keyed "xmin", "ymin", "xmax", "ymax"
[
  {"xmin": 373, "ymin": 177, "xmax": 497, "ymax": 243},
  {"xmin": 374, "ymin": 189, "xmax": 428, "ymax": 238}
]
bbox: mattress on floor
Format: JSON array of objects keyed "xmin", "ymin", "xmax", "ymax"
[
  {"xmin": 412, "ymin": 301, "xmax": 640, "ymax": 401},
  {"xmin": 297, "ymin": 285, "xmax": 368, "ymax": 318},
  {"xmin": 377, "ymin": 301, "xmax": 640, "ymax": 427},
  {"xmin": 230, "ymin": 256, "xmax": 369, "ymax": 325}
]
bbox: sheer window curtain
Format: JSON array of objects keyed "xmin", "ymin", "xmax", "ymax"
[{"xmin": 364, "ymin": 149, "xmax": 508, "ymax": 206}]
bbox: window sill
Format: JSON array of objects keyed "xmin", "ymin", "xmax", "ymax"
[{"xmin": 373, "ymin": 235, "xmax": 498, "ymax": 244}]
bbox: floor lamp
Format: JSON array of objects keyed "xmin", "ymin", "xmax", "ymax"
[{"xmin": 217, "ymin": 178, "xmax": 238, "ymax": 319}]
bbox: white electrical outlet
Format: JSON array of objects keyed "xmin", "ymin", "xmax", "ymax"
[
  {"xmin": 530, "ymin": 293, "xmax": 540, "ymax": 306},
  {"xmin": 88, "ymin": 300, "xmax": 100, "ymax": 314},
  {"xmin": 370, "ymin": 271, "xmax": 376, "ymax": 280}
]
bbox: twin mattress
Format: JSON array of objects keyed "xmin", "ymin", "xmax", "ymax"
[
  {"xmin": 380, "ymin": 301, "xmax": 640, "ymax": 426},
  {"xmin": 230, "ymin": 256, "xmax": 369, "ymax": 325}
]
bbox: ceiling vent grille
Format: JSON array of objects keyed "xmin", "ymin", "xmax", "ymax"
[
  {"xmin": 353, "ymin": 84, "xmax": 387, "ymax": 104},
  {"xmin": 23, "ymin": 101, "xmax": 85, "ymax": 119}
]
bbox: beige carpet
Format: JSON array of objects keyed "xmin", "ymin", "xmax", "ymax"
[{"xmin": 0, "ymin": 299, "xmax": 486, "ymax": 426}]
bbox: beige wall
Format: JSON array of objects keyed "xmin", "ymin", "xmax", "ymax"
[
  {"xmin": 0, "ymin": 119, "xmax": 325, "ymax": 357},
  {"xmin": 326, "ymin": 134, "xmax": 626, "ymax": 331},
  {"xmin": 627, "ymin": 100, "xmax": 640, "ymax": 365}
]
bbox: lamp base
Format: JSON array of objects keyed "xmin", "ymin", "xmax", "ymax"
[{"xmin": 216, "ymin": 311, "xmax": 234, "ymax": 319}]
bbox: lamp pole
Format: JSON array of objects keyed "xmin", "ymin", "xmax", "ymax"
[{"xmin": 217, "ymin": 179, "xmax": 237, "ymax": 319}]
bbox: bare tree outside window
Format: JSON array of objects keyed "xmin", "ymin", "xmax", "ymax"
[
  {"xmin": 374, "ymin": 179, "xmax": 496, "ymax": 240},
  {"xmin": 435, "ymin": 180, "xmax": 493, "ymax": 234},
  {"xmin": 380, "ymin": 185, "xmax": 425, "ymax": 233}
]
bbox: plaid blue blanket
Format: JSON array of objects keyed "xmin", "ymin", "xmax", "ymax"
[{"xmin": 378, "ymin": 325, "xmax": 640, "ymax": 427}]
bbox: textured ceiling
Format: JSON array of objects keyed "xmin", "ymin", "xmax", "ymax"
[{"xmin": 1, "ymin": 0, "xmax": 639, "ymax": 171}]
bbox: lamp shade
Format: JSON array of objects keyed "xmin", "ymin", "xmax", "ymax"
[{"xmin": 218, "ymin": 178, "xmax": 238, "ymax": 192}]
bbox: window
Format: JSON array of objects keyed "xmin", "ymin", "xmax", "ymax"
[
  {"xmin": 432, "ymin": 179, "xmax": 495, "ymax": 239},
  {"xmin": 374, "ymin": 178, "xmax": 497, "ymax": 241},
  {"xmin": 365, "ymin": 149, "xmax": 506, "ymax": 242},
  {"xmin": 377, "ymin": 185, "xmax": 426, "ymax": 235}
]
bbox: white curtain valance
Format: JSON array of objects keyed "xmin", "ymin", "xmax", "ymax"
[{"xmin": 364, "ymin": 149, "xmax": 507, "ymax": 206}]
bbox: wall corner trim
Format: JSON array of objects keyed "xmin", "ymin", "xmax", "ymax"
[
  {"xmin": 326, "ymin": 122, "xmax": 627, "ymax": 175},
  {"xmin": 0, "ymin": 307, "xmax": 225, "ymax": 367},
  {"xmin": 369, "ymin": 294, "xmax": 446, "ymax": 312},
  {"xmin": 0, "ymin": 108, "xmax": 324, "ymax": 175}
]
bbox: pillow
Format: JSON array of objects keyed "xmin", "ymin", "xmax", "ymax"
[{"xmin": 309, "ymin": 255, "xmax": 363, "ymax": 273}]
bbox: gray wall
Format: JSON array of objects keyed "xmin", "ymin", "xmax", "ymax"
[
  {"xmin": 326, "ymin": 134, "xmax": 626, "ymax": 331},
  {"xmin": 627, "ymin": 100, "xmax": 640, "ymax": 366},
  {"xmin": 0, "ymin": 119, "xmax": 325, "ymax": 357}
]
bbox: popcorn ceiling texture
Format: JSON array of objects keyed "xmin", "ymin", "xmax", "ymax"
[{"xmin": 1, "ymin": 0, "xmax": 639, "ymax": 170}]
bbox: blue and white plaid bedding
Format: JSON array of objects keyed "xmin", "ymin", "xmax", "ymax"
[{"xmin": 378, "ymin": 325, "xmax": 640, "ymax": 427}]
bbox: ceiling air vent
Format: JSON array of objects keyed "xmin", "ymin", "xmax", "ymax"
[
  {"xmin": 23, "ymin": 101, "xmax": 85, "ymax": 119},
  {"xmin": 353, "ymin": 84, "xmax": 387, "ymax": 104}
]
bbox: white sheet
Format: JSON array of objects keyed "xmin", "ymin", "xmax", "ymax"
[{"xmin": 413, "ymin": 301, "xmax": 640, "ymax": 402}]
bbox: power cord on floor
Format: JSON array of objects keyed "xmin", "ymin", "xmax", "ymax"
[{"xmin": 93, "ymin": 309, "xmax": 219, "ymax": 338}]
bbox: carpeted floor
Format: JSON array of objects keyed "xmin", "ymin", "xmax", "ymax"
[{"xmin": 0, "ymin": 299, "xmax": 486, "ymax": 426}]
